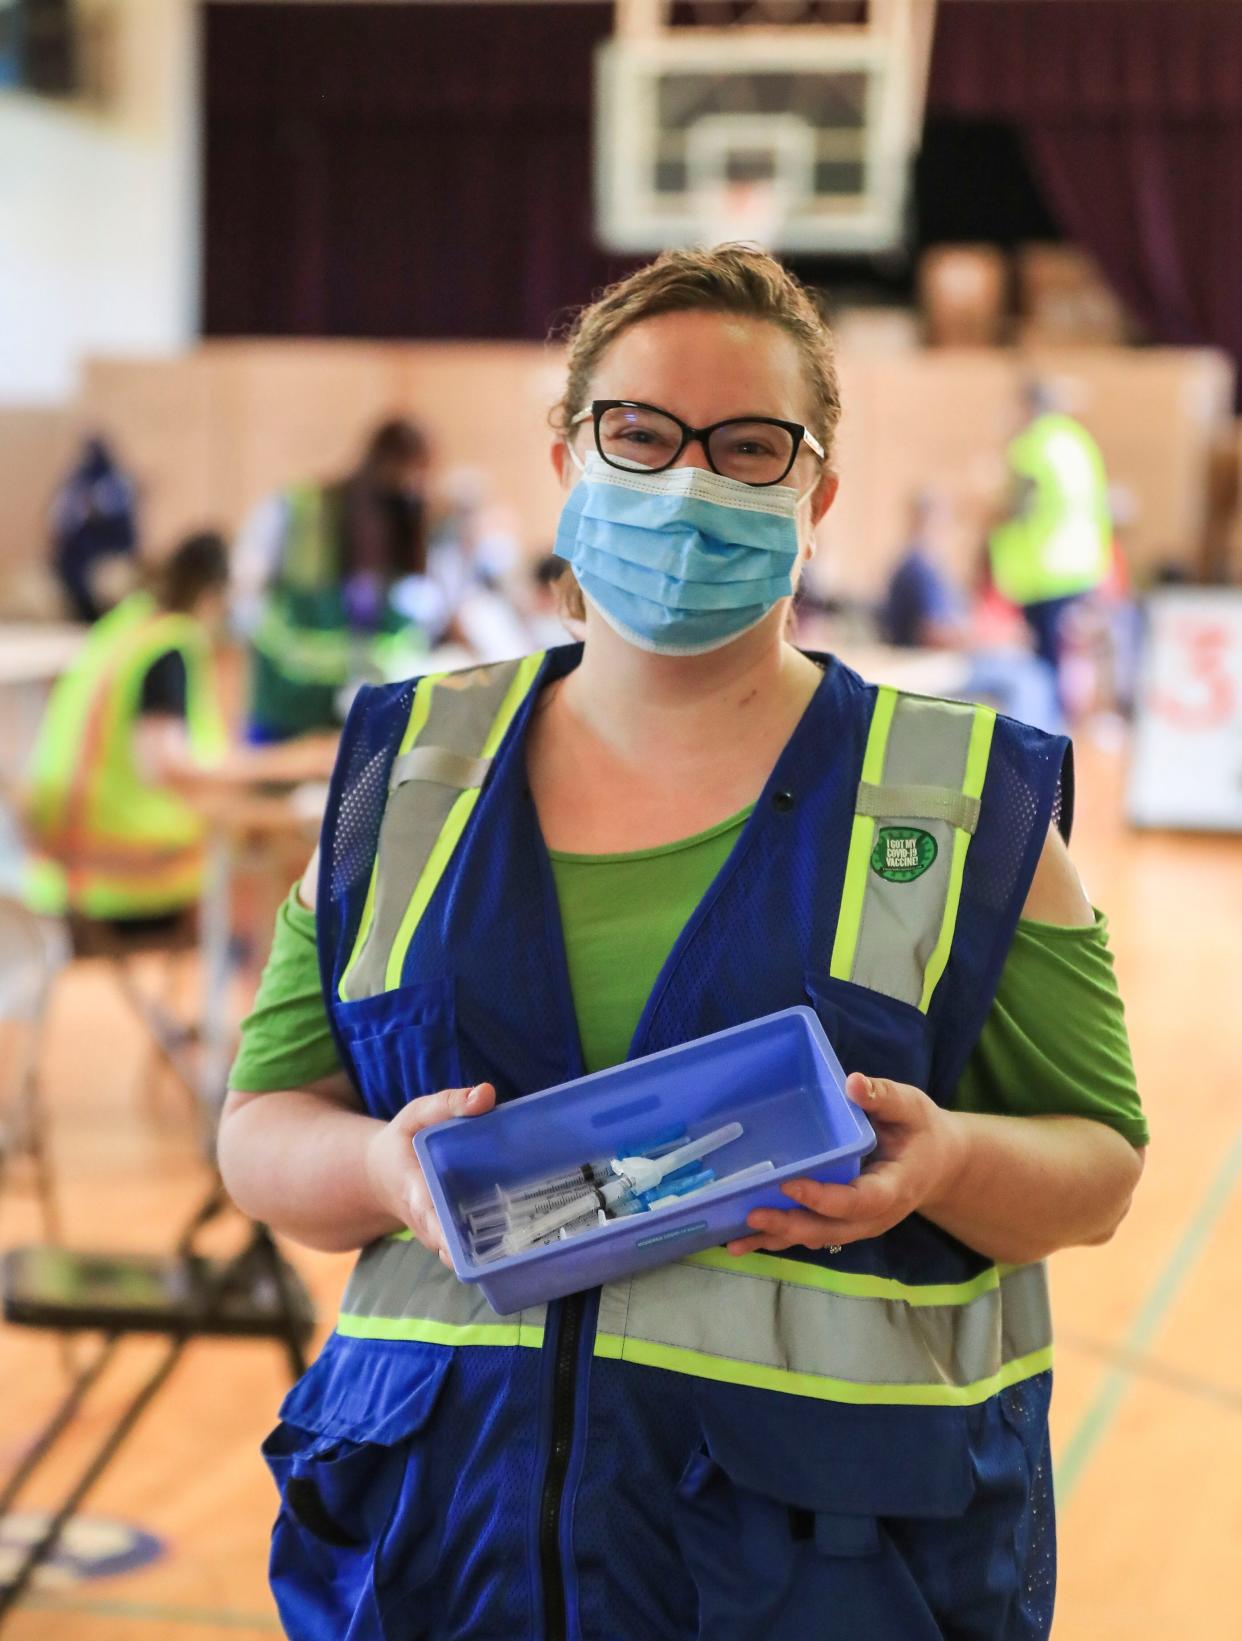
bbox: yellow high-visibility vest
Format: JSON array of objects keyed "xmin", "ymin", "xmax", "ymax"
[
  {"xmin": 989, "ymin": 412, "xmax": 1112, "ymax": 605},
  {"xmin": 25, "ymin": 592, "xmax": 226, "ymax": 919}
]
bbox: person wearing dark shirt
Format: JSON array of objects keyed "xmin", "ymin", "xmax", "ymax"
[
  {"xmin": 880, "ymin": 492, "xmax": 967, "ymax": 648},
  {"xmin": 49, "ymin": 436, "xmax": 139, "ymax": 623}
]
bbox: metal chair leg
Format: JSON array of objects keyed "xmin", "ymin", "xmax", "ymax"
[{"xmin": 0, "ymin": 1335, "xmax": 184, "ymax": 1627}]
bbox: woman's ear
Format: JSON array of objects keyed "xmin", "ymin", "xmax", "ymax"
[
  {"xmin": 811, "ymin": 471, "xmax": 840, "ymax": 527},
  {"xmin": 551, "ymin": 439, "xmax": 572, "ymax": 488}
]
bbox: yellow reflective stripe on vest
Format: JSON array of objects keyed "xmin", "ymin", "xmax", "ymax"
[
  {"xmin": 593, "ymin": 1254, "xmax": 1051, "ymax": 1406},
  {"xmin": 335, "ymin": 1236, "xmax": 1051, "ymax": 1408},
  {"xmin": 384, "ymin": 652, "xmax": 544, "ymax": 992},
  {"xmin": 339, "ymin": 653, "xmax": 545, "ymax": 1002},
  {"xmin": 829, "ymin": 685, "xmax": 897, "ymax": 985},
  {"xmin": 336, "ymin": 1235, "xmax": 546, "ymax": 1348},
  {"xmin": 919, "ymin": 704, "xmax": 994, "ymax": 1011},
  {"xmin": 338, "ymin": 667, "xmax": 453, "ymax": 1001},
  {"xmin": 252, "ymin": 600, "xmax": 353, "ymax": 685},
  {"xmin": 830, "ymin": 689, "xmax": 996, "ymax": 1013},
  {"xmin": 591, "ymin": 1336, "xmax": 1052, "ymax": 1408},
  {"xmin": 684, "ymin": 1245, "xmax": 1006, "ymax": 1306}
]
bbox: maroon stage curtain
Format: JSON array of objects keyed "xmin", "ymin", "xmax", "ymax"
[
  {"xmin": 203, "ymin": 2, "xmax": 635, "ymax": 341},
  {"xmin": 928, "ymin": 0, "xmax": 1242, "ymax": 392}
]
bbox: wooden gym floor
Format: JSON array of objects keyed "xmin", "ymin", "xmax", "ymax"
[{"xmin": 0, "ymin": 738, "xmax": 1239, "ymax": 1640}]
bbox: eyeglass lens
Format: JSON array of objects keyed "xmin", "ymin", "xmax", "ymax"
[{"xmin": 597, "ymin": 405, "xmax": 796, "ymax": 485}]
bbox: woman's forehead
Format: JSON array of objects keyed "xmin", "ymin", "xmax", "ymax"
[{"xmin": 589, "ymin": 310, "xmax": 811, "ymax": 425}]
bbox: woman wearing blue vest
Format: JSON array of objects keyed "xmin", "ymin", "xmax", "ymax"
[{"xmin": 220, "ymin": 246, "xmax": 1147, "ymax": 1641}]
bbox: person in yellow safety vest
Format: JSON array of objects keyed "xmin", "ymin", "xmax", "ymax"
[
  {"xmin": 988, "ymin": 380, "xmax": 1112, "ymax": 674},
  {"xmin": 25, "ymin": 534, "xmax": 232, "ymax": 928},
  {"xmin": 232, "ymin": 419, "xmax": 439, "ymax": 744},
  {"xmin": 25, "ymin": 533, "xmax": 339, "ymax": 933}
]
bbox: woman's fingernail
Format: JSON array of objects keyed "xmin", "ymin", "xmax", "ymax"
[{"xmin": 466, "ymin": 1084, "xmax": 486, "ymax": 1109}]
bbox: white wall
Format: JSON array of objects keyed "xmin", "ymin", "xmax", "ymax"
[{"xmin": 0, "ymin": 0, "xmax": 198, "ymax": 405}]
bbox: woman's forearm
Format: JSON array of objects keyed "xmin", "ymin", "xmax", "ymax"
[
  {"xmin": 217, "ymin": 1086, "xmax": 402, "ymax": 1253},
  {"xmin": 923, "ymin": 1111, "xmax": 1144, "ymax": 1264}
]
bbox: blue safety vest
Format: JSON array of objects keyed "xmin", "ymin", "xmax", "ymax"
[{"xmin": 267, "ymin": 644, "xmax": 1070, "ymax": 1641}]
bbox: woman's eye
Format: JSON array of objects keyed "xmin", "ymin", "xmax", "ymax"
[{"xmin": 611, "ymin": 427, "xmax": 675, "ymax": 450}]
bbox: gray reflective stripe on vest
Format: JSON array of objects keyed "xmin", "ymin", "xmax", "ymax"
[
  {"xmin": 390, "ymin": 747, "xmax": 493, "ymax": 792},
  {"xmin": 855, "ymin": 782, "xmax": 981, "ymax": 834},
  {"xmin": 337, "ymin": 1234, "xmax": 547, "ymax": 1347},
  {"xmin": 595, "ymin": 1251, "xmax": 1051, "ymax": 1406},
  {"xmin": 335, "ymin": 1236, "xmax": 1051, "ymax": 1407},
  {"xmin": 831, "ymin": 688, "xmax": 996, "ymax": 1012},
  {"xmin": 339, "ymin": 654, "xmax": 544, "ymax": 1001}
]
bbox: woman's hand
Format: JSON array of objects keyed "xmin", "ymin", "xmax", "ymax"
[
  {"xmin": 364, "ymin": 1082, "xmax": 497, "ymax": 1265},
  {"xmin": 726, "ymin": 1073, "xmax": 964, "ymax": 1257}
]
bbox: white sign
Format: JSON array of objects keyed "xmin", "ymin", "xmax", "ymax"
[{"xmin": 1128, "ymin": 589, "xmax": 1242, "ymax": 831}]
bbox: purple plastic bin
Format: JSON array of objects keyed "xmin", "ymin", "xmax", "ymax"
[{"xmin": 414, "ymin": 1005, "xmax": 875, "ymax": 1315}]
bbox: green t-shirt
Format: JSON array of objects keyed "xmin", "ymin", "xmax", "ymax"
[{"xmin": 228, "ymin": 814, "xmax": 1148, "ymax": 1149}]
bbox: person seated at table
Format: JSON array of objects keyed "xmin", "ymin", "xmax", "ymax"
[
  {"xmin": 24, "ymin": 533, "xmax": 335, "ymax": 936},
  {"xmin": 232, "ymin": 418, "xmax": 439, "ymax": 743}
]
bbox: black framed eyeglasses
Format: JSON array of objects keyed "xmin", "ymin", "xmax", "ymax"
[{"xmin": 571, "ymin": 400, "xmax": 826, "ymax": 488}]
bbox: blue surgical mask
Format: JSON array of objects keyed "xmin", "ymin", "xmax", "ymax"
[{"xmin": 555, "ymin": 453, "xmax": 807, "ymax": 656}]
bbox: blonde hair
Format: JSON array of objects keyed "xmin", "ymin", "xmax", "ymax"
[{"xmin": 551, "ymin": 244, "xmax": 841, "ymax": 623}]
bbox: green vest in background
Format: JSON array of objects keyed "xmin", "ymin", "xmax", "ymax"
[
  {"xmin": 25, "ymin": 591, "xmax": 227, "ymax": 920},
  {"xmin": 988, "ymin": 412, "xmax": 1112, "ymax": 606},
  {"xmin": 249, "ymin": 482, "xmax": 426, "ymax": 739}
]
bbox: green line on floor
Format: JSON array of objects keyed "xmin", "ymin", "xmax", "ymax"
[{"xmin": 1057, "ymin": 1122, "xmax": 1242, "ymax": 1503}]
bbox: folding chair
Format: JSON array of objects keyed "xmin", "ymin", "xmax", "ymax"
[
  {"xmin": 0, "ymin": 907, "xmax": 314, "ymax": 1623},
  {"xmin": 0, "ymin": 1181, "xmax": 314, "ymax": 1623},
  {"xmin": 65, "ymin": 910, "xmax": 207, "ymax": 1129}
]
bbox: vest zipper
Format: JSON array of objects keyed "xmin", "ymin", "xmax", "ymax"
[{"xmin": 539, "ymin": 1290, "xmax": 584, "ymax": 1641}]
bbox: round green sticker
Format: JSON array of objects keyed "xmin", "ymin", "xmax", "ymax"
[{"xmin": 870, "ymin": 826, "xmax": 937, "ymax": 883}]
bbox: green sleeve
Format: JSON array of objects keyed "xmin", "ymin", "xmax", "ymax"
[
  {"xmin": 953, "ymin": 912, "xmax": 1149, "ymax": 1147},
  {"xmin": 226, "ymin": 888, "xmax": 343, "ymax": 1093}
]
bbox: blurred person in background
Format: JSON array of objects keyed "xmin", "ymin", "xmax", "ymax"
[
  {"xmin": 48, "ymin": 434, "xmax": 139, "ymax": 623},
  {"xmin": 25, "ymin": 532, "xmax": 230, "ymax": 931},
  {"xmin": 988, "ymin": 379, "xmax": 1112, "ymax": 679},
  {"xmin": 880, "ymin": 488, "xmax": 969, "ymax": 649},
  {"xmin": 873, "ymin": 490, "xmax": 1062, "ymax": 732},
  {"xmin": 232, "ymin": 418, "xmax": 436, "ymax": 742},
  {"xmin": 24, "ymin": 532, "xmax": 336, "ymax": 936}
]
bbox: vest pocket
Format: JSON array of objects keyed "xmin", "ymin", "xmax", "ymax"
[
  {"xmin": 263, "ymin": 1344, "xmax": 451, "ymax": 1639},
  {"xmin": 804, "ymin": 971, "xmax": 933, "ymax": 1093},
  {"xmin": 672, "ymin": 1383, "xmax": 975, "ymax": 1639},
  {"xmin": 335, "ymin": 976, "xmax": 463, "ymax": 1114}
]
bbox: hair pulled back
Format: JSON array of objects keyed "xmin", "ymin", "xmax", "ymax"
[{"xmin": 552, "ymin": 244, "xmax": 841, "ymax": 463}]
